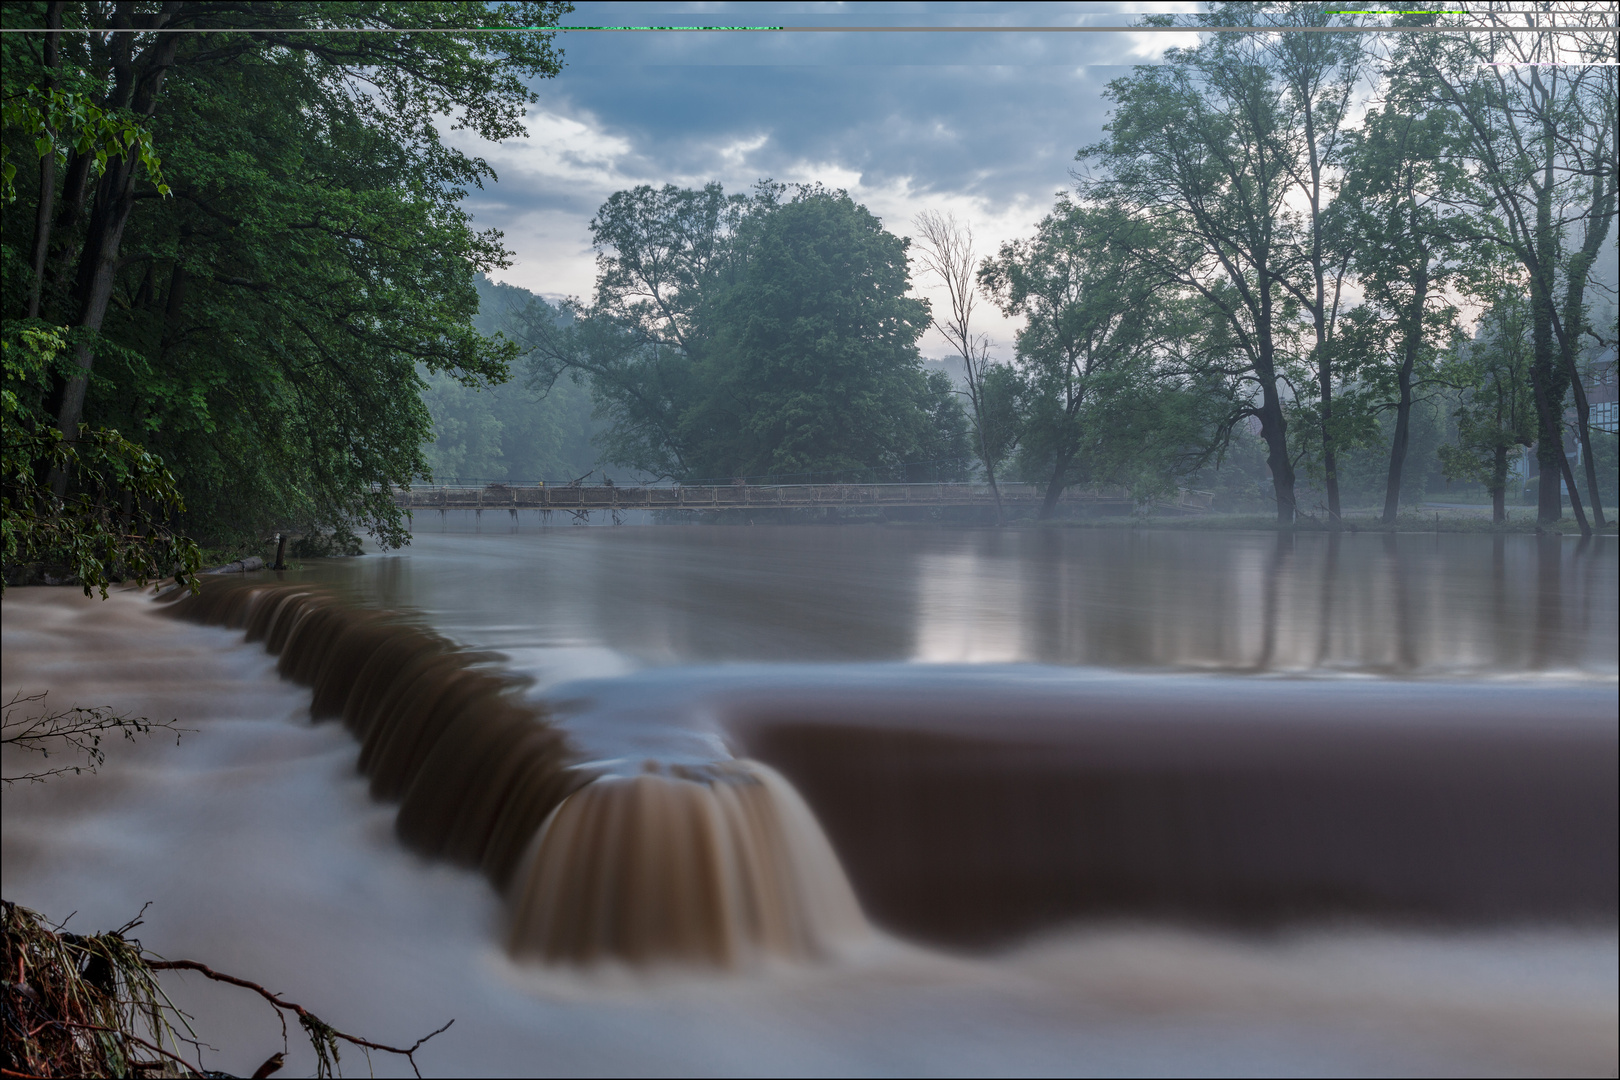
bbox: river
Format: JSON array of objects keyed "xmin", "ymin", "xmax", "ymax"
[{"xmin": 3, "ymin": 522, "xmax": 1616, "ymax": 1076}]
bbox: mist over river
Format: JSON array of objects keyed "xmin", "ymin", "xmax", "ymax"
[{"xmin": 3, "ymin": 523, "xmax": 1616, "ymax": 1076}]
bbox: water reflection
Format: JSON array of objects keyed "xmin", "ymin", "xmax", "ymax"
[{"xmin": 318, "ymin": 518, "xmax": 1616, "ymax": 678}]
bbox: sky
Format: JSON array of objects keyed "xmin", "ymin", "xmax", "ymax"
[{"xmin": 449, "ymin": 3, "xmax": 1202, "ymax": 362}]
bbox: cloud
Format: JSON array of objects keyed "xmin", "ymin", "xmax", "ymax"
[{"xmin": 452, "ymin": 2, "xmax": 1190, "ymax": 356}]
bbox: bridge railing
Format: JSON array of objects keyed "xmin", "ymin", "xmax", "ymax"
[
  {"xmin": 385, "ymin": 481, "xmax": 1213, "ymax": 511},
  {"xmin": 391, "ymin": 481, "xmax": 1141, "ymax": 505}
]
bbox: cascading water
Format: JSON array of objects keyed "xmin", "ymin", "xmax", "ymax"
[
  {"xmin": 161, "ymin": 579, "xmax": 869, "ymax": 966},
  {"xmin": 508, "ymin": 760, "xmax": 865, "ymax": 965}
]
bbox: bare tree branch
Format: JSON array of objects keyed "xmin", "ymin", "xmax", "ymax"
[{"xmin": 2, "ymin": 691, "xmax": 188, "ymax": 786}]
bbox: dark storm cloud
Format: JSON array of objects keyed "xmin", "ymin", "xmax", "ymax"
[
  {"xmin": 523, "ymin": 63, "xmax": 1107, "ymax": 206},
  {"xmin": 456, "ymin": 2, "xmax": 1191, "ymax": 337},
  {"xmin": 465, "ymin": 2, "xmax": 1171, "ymax": 218}
]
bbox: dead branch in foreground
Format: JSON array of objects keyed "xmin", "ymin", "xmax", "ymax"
[{"xmin": 1, "ymin": 900, "xmax": 452, "ymax": 1078}]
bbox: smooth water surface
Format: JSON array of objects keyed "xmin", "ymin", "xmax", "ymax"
[{"xmin": 322, "ymin": 519, "xmax": 1617, "ymax": 681}]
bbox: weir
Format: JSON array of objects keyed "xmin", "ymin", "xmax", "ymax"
[
  {"xmin": 161, "ymin": 580, "xmax": 868, "ymax": 967},
  {"xmin": 160, "ymin": 574, "xmax": 1617, "ymax": 967}
]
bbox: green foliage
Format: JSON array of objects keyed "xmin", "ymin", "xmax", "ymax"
[
  {"xmin": 1329, "ymin": 394, "xmax": 1447, "ymax": 509},
  {"xmin": 2, "ymin": 1, "xmax": 571, "ymax": 551},
  {"xmin": 2, "ymin": 324, "xmax": 200, "ymax": 595},
  {"xmin": 1384, "ymin": 15, "xmax": 1617, "ymax": 525},
  {"xmin": 1067, "ymin": 6, "xmax": 1615, "ymax": 526},
  {"xmin": 697, "ymin": 187, "xmax": 956, "ymax": 478},
  {"xmin": 1282, "ymin": 310, "xmax": 1405, "ymax": 505},
  {"xmin": 1074, "ymin": 12, "xmax": 1323, "ymax": 517},
  {"xmin": 1189, "ymin": 425, "xmax": 1275, "ymax": 513},
  {"xmin": 1, "ymin": 86, "xmax": 168, "ymax": 203},
  {"xmin": 1335, "ymin": 103, "xmax": 1483, "ymax": 311},
  {"xmin": 980, "ymin": 196, "xmax": 1228, "ymax": 506},
  {"xmin": 1438, "ymin": 291, "xmax": 1538, "ymax": 496},
  {"xmin": 519, "ymin": 182, "xmax": 970, "ymax": 482}
]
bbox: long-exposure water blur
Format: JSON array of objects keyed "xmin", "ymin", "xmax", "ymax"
[
  {"xmin": 4, "ymin": 1, "xmax": 1619, "ymax": 1076},
  {"xmin": 4, "ymin": 519, "xmax": 1616, "ymax": 1075}
]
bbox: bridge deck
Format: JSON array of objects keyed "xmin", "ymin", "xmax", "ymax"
[{"xmin": 393, "ymin": 483, "xmax": 1213, "ymax": 513}]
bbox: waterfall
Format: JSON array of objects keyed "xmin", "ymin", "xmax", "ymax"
[{"xmin": 164, "ymin": 581, "xmax": 868, "ymax": 966}]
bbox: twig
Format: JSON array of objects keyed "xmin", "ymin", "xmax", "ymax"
[
  {"xmin": 145, "ymin": 960, "xmax": 452, "ymax": 1079},
  {"xmin": 42, "ymin": 1021, "xmax": 202, "ymax": 1075},
  {"xmin": 2, "ymin": 691, "xmax": 189, "ymax": 785}
]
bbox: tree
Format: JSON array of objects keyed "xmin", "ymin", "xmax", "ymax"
[
  {"xmin": 703, "ymin": 186, "xmax": 951, "ymax": 480},
  {"xmin": 587, "ymin": 181, "xmax": 747, "ymax": 361},
  {"xmin": 1391, "ymin": 9, "xmax": 1617, "ymax": 529},
  {"xmin": 2, "ymin": 1, "xmax": 571, "ymax": 548},
  {"xmin": 1261, "ymin": 4, "xmax": 1365, "ymax": 522},
  {"xmin": 1335, "ymin": 103, "xmax": 1475, "ymax": 523},
  {"xmin": 912, "ymin": 210, "xmax": 1006, "ymax": 520},
  {"xmin": 979, "ymin": 198, "xmax": 1196, "ymax": 517},
  {"xmin": 519, "ymin": 183, "xmax": 967, "ymax": 484},
  {"xmin": 1439, "ymin": 289, "xmax": 1538, "ymax": 523},
  {"xmin": 1076, "ymin": 4, "xmax": 1375, "ymax": 523},
  {"xmin": 513, "ymin": 182, "xmax": 748, "ymax": 479}
]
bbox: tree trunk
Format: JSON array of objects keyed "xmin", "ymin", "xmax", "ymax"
[
  {"xmin": 1318, "ymin": 355, "xmax": 1340, "ymax": 521},
  {"xmin": 1528, "ymin": 358, "xmax": 1569, "ymax": 527},
  {"xmin": 47, "ymin": 26, "xmax": 183, "ymax": 496},
  {"xmin": 45, "ymin": 148, "xmax": 96, "ymax": 311},
  {"xmin": 159, "ymin": 262, "xmax": 188, "ymax": 355},
  {"xmin": 1381, "ymin": 383, "xmax": 1412, "ymax": 525},
  {"xmin": 26, "ymin": 4, "xmax": 64, "ymax": 319},
  {"xmin": 962, "ymin": 362, "xmax": 1004, "ymax": 526},
  {"xmin": 1039, "ymin": 447, "xmax": 1078, "ymax": 520},
  {"xmin": 1530, "ymin": 147, "xmax": 1569, "ymax": 526},
  {"xmin": 1253, "ymin": 363, "xmax": 1295, "ymax": 523},
  {"xmin": 1382, "ymin": 267, "xmax": 1427, "ymax": 524},
  {"xmin": 1254, "ymin": 302, "xmax": 1295, "ymax": 522},
  {"xmin": 1491, "ymin": 444, "xmax": 1507, "ymax": 524},
  {"xmin": 1558, "ymin": 451, "xmax": 1592, "ymax": 537},
  {"xmin": 982, "ymin": 439, "xmax": 1005, "ymax": 526},
  {"xmin": 1558, "ymin": 166, "xmax": 1615, "ymax": 528},
  {"xmin": 1569, "ymin": 365, "xmax": 1605, "ymax": 528},
  {"xmin": 1259, "ymin": 403, "xmax": 1294, "ymax": 524},
  {"xmin": 54, "ymin": 159, "xmax": 141, "ymax": 434}
]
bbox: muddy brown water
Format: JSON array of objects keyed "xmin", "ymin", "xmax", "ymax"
[{"xmin": 3, "ymin": 522, "xmax": 1616, "ymax": 1076}]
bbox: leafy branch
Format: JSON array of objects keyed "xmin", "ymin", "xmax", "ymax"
[
  {"xmin": 0, "ymin": 85, "xmax": 170, "ymax": 205},
  {"xmin": 2, "ymin": 324, "xmax": 203, "ymax": 597}
]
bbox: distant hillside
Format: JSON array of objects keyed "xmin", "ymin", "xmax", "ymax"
[{"xmin": 417, "ymin": 276, "xmax": 605, "ymax": 484}]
